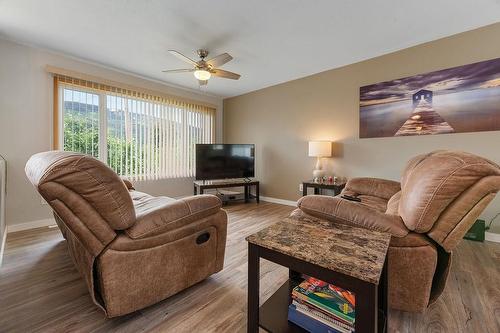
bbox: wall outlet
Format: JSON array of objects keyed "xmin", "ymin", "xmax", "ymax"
[{"xmin": 299, "ymin": 184, "xmax": 303, "ymax": 192}]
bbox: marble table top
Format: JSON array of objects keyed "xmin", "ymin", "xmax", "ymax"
[{"xmin": 246, "ymin": 213, "xmax": 391, "ymax": 284}]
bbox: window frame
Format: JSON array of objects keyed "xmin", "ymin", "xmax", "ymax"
[{"xmin": 53, "ymin": 75, "xmax": 216, "ymax": 180}]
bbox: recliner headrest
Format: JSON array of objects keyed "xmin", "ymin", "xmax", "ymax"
[
  {"xmin": 399, "ymin": 150, "xmax": 500, "ymax": 232},
  {"xmin": 26, "ymin": 151, "xmax": 135, "ymax": 230}
]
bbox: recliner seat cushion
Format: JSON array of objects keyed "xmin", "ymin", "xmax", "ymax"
[
  {"xmin": 126, "ymin": 194, "xmax": 222, "ymax": 239},
  {"xmin": 341, "ymin": 177, "xmax": 401, "ymax": 200},
  {"xmin": 356, "ymin": 194, "xmax": 388, "ymax": 212},
  {"xmin": 131, "ymin": 190, "xmax": 176, "ymax": 216},
  {"xmin": 297, "ymin": 195, "xmax": 409, "ymax": 237}
]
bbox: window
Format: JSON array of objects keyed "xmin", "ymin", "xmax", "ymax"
[
  {"xmin": 62, "ymin": 88, "xmax": 100, "ymax": 159},
  {"xmin": 55, "ymin": 75, "xmax": 215, "ymax": 180}
]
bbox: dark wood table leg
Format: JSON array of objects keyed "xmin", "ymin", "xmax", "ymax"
[
  {"xmin": 302, "ymin": 183, "xmax": 307, "ymax": 196},
  {"xmin": 256, "ymin": 183, "xmax": 260, "ymax": 203},
  {"xmin": 289, "ymin": 269, "xmax": 301, "ymax": 297},
  {"xmin": 193, "ymin": 185, "xmax": 197, "ymax": 195},
  {"xmin": 245, "ymin": 184, "xmax": 249, "ymax": 203},
  {"xmin": 334, "ymin": 186, "xmax": 341, "ymax": 196},
  {"xmin": 355, "ymin": 282, "xmax": 378, "ymax": 333},
  {"xmin": 289, "ymin": 269, "xmax": 301, "ymax": 281},
  {"xmin": 314, "ymin": 187, "xmax": 320, "ymax": 195},
  {"xmin": 378, "ymin": 257, "xmax": 388, "ymax": 333},
  {"xmin": 247, "ymin": 243, "xmax": 260, "ymax": 333},
  {"xmin": 200, "ymin": 187, "xmax": 204, "ymax": 195}
]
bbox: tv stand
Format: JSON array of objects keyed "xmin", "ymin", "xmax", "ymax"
[{"xmin": 194, "ymin": 179, "xmax": 259, "ymax": 203}]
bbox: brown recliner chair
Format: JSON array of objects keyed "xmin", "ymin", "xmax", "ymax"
[
  {"xmin": 294, "ymin": 150, "xmax": 500, "ymax": 312},
  {"xmin": 25, "ymin": 151, "xmax": 228, "ymax": 317}
]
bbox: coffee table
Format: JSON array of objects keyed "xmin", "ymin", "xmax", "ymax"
[{"xmin": 246, "ymin": 214, "xmax": 391, "ymax": 333}]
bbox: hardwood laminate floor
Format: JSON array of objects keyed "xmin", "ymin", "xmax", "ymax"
[{"xmin": 1, "ymin": 202, "xmax": 499, "ymax": 333}]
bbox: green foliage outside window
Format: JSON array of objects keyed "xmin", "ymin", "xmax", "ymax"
[
  {"xmin": 63, "ymin": 111, "xmax": 99, "ymax": 158},
  {"xmin": 107, "ymin": 133, "xmax": 147, "ymax": 176},
  {"xmin": 63, "ymin": 102, "xmax": 202, "ymax": 179},
  {"xmin": 64, "ymin": 109, "xmax": 151, "ymax": 177}
]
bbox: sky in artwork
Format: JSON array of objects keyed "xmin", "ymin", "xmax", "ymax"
[{"xmin": 360, "ymin": 57, "xmax": 500, "ymax": 107}]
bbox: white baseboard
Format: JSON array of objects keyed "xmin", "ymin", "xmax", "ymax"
[
  {"xmin": 260, "ymin": 196, "xmax": 297, "ymax": 207},
  {"xmin": 7, "ymin": 218, "xmax": 56, "ymax": 233},
  {"xmin": 485, "ymin": 231, "xmax": 500, "ymax": 243},
  {"xmin": 0, "ymin": 229, "xmax": 7, "ymax": 268}
]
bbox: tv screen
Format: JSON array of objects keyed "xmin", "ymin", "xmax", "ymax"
[{"xmin": 196, "ymin": 144, "xmax": 255, "ymax": 180}]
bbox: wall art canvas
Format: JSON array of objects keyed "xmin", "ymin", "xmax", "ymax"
[{"xmin": 359, "ymin": 57, "xmax": 500, "ymax": 138}]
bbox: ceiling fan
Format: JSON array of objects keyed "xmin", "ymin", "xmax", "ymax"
[{"xmin": 162, "ymin": 49, "xmax": 241, "ymax": 86}]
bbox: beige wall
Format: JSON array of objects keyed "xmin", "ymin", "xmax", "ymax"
[
  {"xmin": 224, "ymin": 23, "xmax": 500, "ymax": 233},
  {"xmin": 0, "ymin": 38, "xmax": 223, "ymax": 228}
]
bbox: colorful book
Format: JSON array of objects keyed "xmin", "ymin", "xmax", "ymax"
[
  {"xmin": 328, "ymin": 284, "xmax": 355, "ymax": 307},
  {"xmin": 305, "ymin": 276, "xmax": 356, "ymax": 307},
  {"xmin": 292, "ymin": 300, "xmax": 354, "ymax": 333},
  {"xmin": 291, "ymin": 296, "xmax": 353, "ymax": 327},
  {"xmin": 292, "ymin": 280, "xmax": 355, "ymax": 324},
  {"xmin": 288, "ymin": 304, "xmax": 346, "ymax": 333}
]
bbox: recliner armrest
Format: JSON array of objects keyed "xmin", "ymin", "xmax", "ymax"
[
  {"xmin": 297, "ymin": 195, "xmax": 409, "ymax": 237},
  {"xmin": 120, "ymin": 177, "xmax": 135, "ymax": 191},
  {"xmin": 342, "ymin": 177, "xmax": 401, "ymax": 200},
  {"xmin": 126, "ymin": 194, "xmax": 222, "ymax": 239}
]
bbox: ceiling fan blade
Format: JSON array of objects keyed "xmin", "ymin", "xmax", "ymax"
[
  {"xmin": 206, "ymin": 53, "xmax": 233, "ymax": 68},
  {"xmin": 168, "ymin": 50, "xmax": 198, "ymax": 66},
  {"xmin": 198, "ymin": 79, "xmax": 208, "ymax": 86},
  {"xmin": 212, "ymin": 69, "xmax": 241, "ymax": 80},
  {"xmin": 162, "ymin": 68, "xmax": 195, "ymax": 73}
]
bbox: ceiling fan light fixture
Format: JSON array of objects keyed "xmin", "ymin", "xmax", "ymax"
[
  {"xmin": 194, "ymin": 69, "xmax": 211, "ymax": 81},
  {"xmin": 164, "ymin": 49, "xmax": 240, "ymax": 84}
]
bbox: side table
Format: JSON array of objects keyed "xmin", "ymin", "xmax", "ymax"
[
  {"xmin": 302, "ymin": 180, "xmax": 346, "ymax": 196},
  {"xmin": 246, "ymin": 215, "xmax": 390, "ymax": 333}
]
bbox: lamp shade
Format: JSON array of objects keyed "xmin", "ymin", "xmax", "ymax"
[{"xmin": 308, "ymin": 141, "xmax": 332, "ymax": 157}]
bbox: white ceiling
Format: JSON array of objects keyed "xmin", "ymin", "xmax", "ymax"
[{"xmin": 1, "ymin": 1, "xmax": 499, "ymax": 98}]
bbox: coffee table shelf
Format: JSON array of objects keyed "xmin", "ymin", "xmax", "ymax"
[
  {"xmin": 259, "ymin": 280, "xmax": 304, "ymax": 333},
  {"xmin": 259, "ymin": 279, "xmax": 387, "ymax": 333}
]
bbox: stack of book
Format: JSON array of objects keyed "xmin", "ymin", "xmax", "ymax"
[{"xmin": 288, "ymin": 276, "xmax": 355, "ymax": 333}]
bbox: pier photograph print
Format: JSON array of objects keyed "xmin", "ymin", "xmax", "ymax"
[{"xmin": 359, "ymin": 57, "xmax": 500, "ymax": 138}]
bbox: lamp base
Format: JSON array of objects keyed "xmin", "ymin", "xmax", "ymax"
[{"xmin": 313, "ymin": 169, "xmax": 325, "ymax": 179}]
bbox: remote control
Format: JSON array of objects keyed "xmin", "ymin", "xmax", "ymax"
[{"xmin": 341, "ymin": 195, "xmax": 361, "ymax": 202}]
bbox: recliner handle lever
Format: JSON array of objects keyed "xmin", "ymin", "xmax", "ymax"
[{"xmin": 196, "ymin": 232, "xmax": 211, "ymax": 244}]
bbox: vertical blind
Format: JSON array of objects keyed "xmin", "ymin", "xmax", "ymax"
[{"xmin": 55, "ymin": 75, "xmax": 216, "ymax": 180}]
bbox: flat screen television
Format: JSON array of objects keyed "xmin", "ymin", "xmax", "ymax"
[{"xmin": 196, "ymin": 144, "xmax": 255, "ymax": 180}]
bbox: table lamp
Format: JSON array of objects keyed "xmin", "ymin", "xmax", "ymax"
[{"xmin": 308, "ymin": 141, "xmax": 332, "ymax": 179}]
